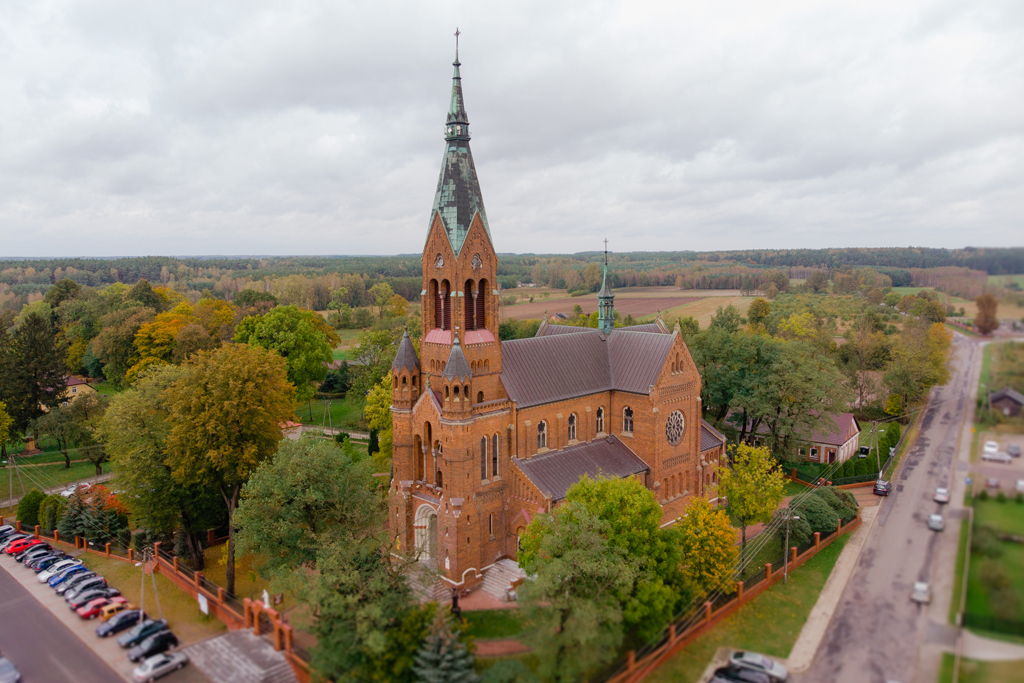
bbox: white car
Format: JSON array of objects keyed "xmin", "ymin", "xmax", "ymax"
[
  {"xmin": 911, "ymin": 581, "xmax": 931, "ymax": 604},
  {"xmin": 984, "ymin": 440, "xmax": 1000, "ymax": 455},
  {"xmin": 729, "ymin": 650, "xmax": 788, "ymax": 682},
  {"xmin": 59, "ymin": 483, "xmax": 91, "ymax": 498},
  {"xmin": 1016, "ymin": 480, "xmax": 1024, "ymax": 494},
  {"xmin": 934, "ymin": 487, "xmax": 950, "ymax": 504},
  {"xmin": 982, "ymin": 450, "xmax": 1012, "ymax": 464},
  {"xmin": 132, "ymin": 652, "xmax": 188, "ymax": 682},
  {"xmin": 37, "ymin": 558, "xmax": 82, "ymax": 582},
  {"xmin": 927, "ymin": 514, "xmax": 945, "ymax": 531}
]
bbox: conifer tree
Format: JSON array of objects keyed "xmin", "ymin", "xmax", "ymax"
[{"xmin": 412, "ymin": 609, "xmax": 478, "ymax": 683}]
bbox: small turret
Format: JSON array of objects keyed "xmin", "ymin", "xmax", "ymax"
[
  {"xmin": 441, "ymin": 336, "xmax": 473, "ymax": 416},
  {"xmin": 391, "ymin": 330, "xmax": 421, "ymax": 410}
]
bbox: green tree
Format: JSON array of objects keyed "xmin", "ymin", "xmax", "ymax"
[
  {"xmin": 412, "ymin": 609, "xmax": 478, "ymax": 683},
  {"xmin": 369, "ymin": 282, "xmax": 395, "ymax": 319},
  {"xmin": 719, "ymin": 443, "xmax": 786, "ymax": 554},
  {"xmin": 364, "ymin": 373, "xmax": 393, "ymax": 466},
  {"xmin": 709, "ymin": 305, "xmax": 743, "ymax": 334},
  {"xmin": 126, "ymin": 279, "xmax": 165, "ymax": 311},
  {"xmin": 791, "ymin": 494, "xmax": 839, "ymax": 534},
  {"xmin": 676, "ymin": 497, "xmax": 739, "ymax": 598},
  {"xmin": 234, "ymin": 305, "xmax": 336, "ymax": 402},
  {"xmin": 91, "ymin": 306, "xmax": 154, "ymax": 385},
  {"xmin": 974, "ymin": 292, "xmax": 999, "ymax": 335},
  {"xmin": 33, "ymin": 393, "xmax": 108, "ymax": 471},
  {"xmin": 523, "ymin": 476, "xmax": 685, "ymax": 645},
  {"xmin": 2, "ymin": 311, "xmax": 68, "ymax": 431},
  {"xmin": 746, "ymin": 298, "xmax": 771, "ymax": 328},
  {"xmin": 0, "ymin": 400, "xmax": 12, "ymax": 461},
  {"xmin": 37, "ymin": 494, "xmax": 68, "ymax": 532},
  {"xmin": 519, "ymin": 504, "xmax": 635, "ymax": 682},
  {"xmin": 96, "ymin": 364, "xmax": 223, "ymax": 569},
  {"xmin": 44, "ymin": 278, "xmax": 82, "ymax": 308},
  {"xmin": 350, "ymin": 329, "xmax": 400, "ymax": 398},
  {"xmin": 17, "ymin": 488, "xmax": 46, "ymax": 527},
  {"xmin": 235, "ymin": 438, "xmax": 382, "ymax": 591},
  {"xmin": 164, "ymin": 344, "xmax": 296, "ymax": 593}
]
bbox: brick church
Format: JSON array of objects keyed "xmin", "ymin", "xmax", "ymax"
[{"xmin": 388, "ymin": 49, "xmax": 725, "ymax": 594}]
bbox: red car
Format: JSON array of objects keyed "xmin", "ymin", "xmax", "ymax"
[
  {"xmin": 77, "ymin": 596, "xmax": 127, "ymax": 620},
  {"xmin": 5, "ymin": 538, "xmax": 45, "ymax": 555}
]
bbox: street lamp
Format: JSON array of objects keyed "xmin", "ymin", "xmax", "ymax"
[{"xmin": 783, "ymin": 510, "xmax": 801, "ymax": 584}]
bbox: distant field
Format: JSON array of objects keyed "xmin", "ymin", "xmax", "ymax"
[
  {"xmin": 501, "ymin": 286, "xmax": 754, "ymax": 326},
  {"xmin": 892, "ymin": 285, "xmax": 1024, "ymax": 320},
  {"xmin": 987, "ymin": 274, "xmax": 1024, "ymax": 288}
]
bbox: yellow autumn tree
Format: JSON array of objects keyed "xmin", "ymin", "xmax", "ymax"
[
  {"xmin": 364, "ymin": 372, "xmax": 393, "ymax": 471},
  {"xmin": 719, "ymin": 442, "xmax": 786, "ymax": 554},
  {"xmin": 676, "ymin": 497, "xmax": 740, "ymax": 597}
]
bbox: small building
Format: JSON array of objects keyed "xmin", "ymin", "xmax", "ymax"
[
  {"xmin": 58, "ymin": 375, "xmax": 97, "ymax": 406},
  {"xmin": 732, "ymin": 411, "xmax": 861, "ymax": 464},
  {"xmin": 990, "ymin": 387, "xmax": 1024, "ymax": 418}
]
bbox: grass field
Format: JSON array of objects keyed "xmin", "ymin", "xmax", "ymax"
[
  {"xmin": 648, "ymin": 535, "xmax": 851, "ymax": 683},
  {"xmin": 965, "ymin": 499, "xmax": 1024, "ymax": 639},
  {"xmin": 1, "ymin": 461, "xmax": 102, "ymax": 501},
  {"xmin": 79, "ymin": 553, "xmax": 226, "ymax": 644},
  {"xmin": 987, "ymin": 274, "xmax": 1024, "ymax": 289},
  {"xmin": 294, "ymin": 395, "xmax": 365, "ymax": 430},
  {"xmin": 464, "ymin": 609, "xmax": 525, "ymax": 640},
  {"xmin": 940, "ymin": 654, "xmax": 1024, "ymax": 683}
]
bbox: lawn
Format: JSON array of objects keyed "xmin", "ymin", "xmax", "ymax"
[
  {"xmin": 464, "ymin": 609, "xmax": 525, "ymax": 640},
  {"xmin": 940, "ymin": 654, "xmax": 1024, "ymax": 683},
  {"xmin": 949, "ymin": 517, "xmax": 970, "ymax": 624},
  {"xmin": 294, "ymin": 395, "xmax": 365, "ymax": 430},
  {"xmin": 201, "ymin": 544, "xmax": 268, "ymax": 602},
  {"xmin": 964, "ymin": 499, "xmax": 1024, "ymax": 639},
  {"xmin": 1, "ymin": 460, "xmax": 103, "ymax": 501},
  {"xmin": 647, "ymin": 534, "xmax": 851, "ymax": 683},
  {"xmin": 783, "ymin": 481, "xmax": 808, "ymax": 497},
  {"xmin": 79, "ymin": 553, "xmax": 226, "ymax": 644}
]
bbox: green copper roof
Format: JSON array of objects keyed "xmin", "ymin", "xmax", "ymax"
[{"xmin": 431, "ymin": 57, "xmax": 489, "ymax": 254}]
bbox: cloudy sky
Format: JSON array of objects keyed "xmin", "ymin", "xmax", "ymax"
[{"xmin": 1, "ymin": 0, "xmax": 1021, "ymax": 257}]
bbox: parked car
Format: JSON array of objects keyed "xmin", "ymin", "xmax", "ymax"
[
  {"xmin": 911, "ymin": 581, "xmax": 932, "ymax": 604},
  {"xmin": 49, "ymin": 565, "xmax": 89, "ymax": 588},
  {"xmin": 59, "ymin": 483, "xmax": 91, "ymax": 498},
  {"xmin": 15, "ymin": 544, "xmax": 52, "ymax": 562},
  {"xmin": 933, "ymin": 487, "xmax": 950, "ymax": 504},
  {"xmin": 0, "ymin": 524, "xmax": 15, "ymax": 537},
  {"xmin": 64, "ymin": 577, "xmax": 109, "ymax": 602},
  {"xmin": 873, "ymin": 480, "xmax": 891, "ymax": 496},
  {"xmin": 986, "ymin": 477, "xmax": 1001, "ymax": 490},
  {"xmin": 132, "ymin": 652, "xmax": 188, "ymax": 682},
  {"xmin": 0, "ymin": 534, "xmax": 30, "ymax": 552},
  {"xmin": 69, "ymin": 588, "xmax": 121, "ymax": 611},
  {"xmin": 78, "ymin": 596, "xmax": 126, "ymax": 619},
  {"xmin": 29, "ymin": 554, "xmax": 68, "ymax": 572},
  {"xmin": 1016, "ymin": 480, "xmax": 1024, "ymax": 494},
  {"xmin": 101, "ymin": 600, "xmax": 137, "ymax": 622},
  {"xmin": 729, "ymin": 651, "xmax": 788, "ymax": 682},
  {"xmin": 97, "ymin": 610, "xmax": 146, "ymax": 638},
  {"xmin": 56, "ymin": 570, "xmax": 98, "ymax": 595},
  {"xmin": 25, "ymin": 551, "xmax": 62, "ymax": 570},
  {"xmin": 711, "ymin": 666, "xmax": 773, "ymax": 683},
  {"xmin": 128, "ymin": 630, "xmax": 179, "ymax": 663},
  {"xmin": 984, "ymin": 440, "xmax": 1000, "ymax": 454},
  {"xmin": 0, "ymin": 657, "xmax": 21, "ymax": 683},
  {"xmin": 927, "ymin": 514, "xmax": 945, "ymax": 531},
  {"xmin": 982, "ymin": 450, "xmax": 1012, "ymax": 464},
  {"xmin": 5, "ymin": 538, "xmax": 45, "ymax": 556},
  {"xmin": 39, "ymin": 559, "xmax": 81, "ymax": 582},
  {"xmin": 118, "ymin": 619, "xmax": 168, "ymax": 649}
]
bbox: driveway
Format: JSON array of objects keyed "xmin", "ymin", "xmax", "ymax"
[{"xmin": 794, "ymin": 333, "xmax": 981, "ymax": 683}]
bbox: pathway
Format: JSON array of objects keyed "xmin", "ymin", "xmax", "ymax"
[{"xmin": 0, "ymin": 472, "xmax": 114, "ymax": 509}]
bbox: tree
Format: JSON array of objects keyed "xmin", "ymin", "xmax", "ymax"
[
  {"xmin": 234, "ymin": 305, "xmax": 336, "ymax": 402},
  {"xmin": 522, "ymin": 476, "xmax": 686, "ymax": 645},
  {"xmin": 676, "ymin": 497, "xmax": 739, "ymax": 598},
  {"xmin": 412, "ymin": 609, "xmax": 478, "ymax": 683},
  {"xmin": 164, "ymin": 344, "xmax": 296, "ymax": 593},
  {"xmin": 2, "ymin": 311, "xmax": 68, "ymax": 431},
  {"xmin": 91, "ymin": 306, "xmax": 154, "ymax": 385},
  {"xmin": 746, "ymin": 298, "xmax": 771, "ymax": 328},
  {"xmin": 38, "ymin": 494, "xmax": 68, "ymax": 532},
  {"xmin": 44, "ymin": 278, "xmax": 82, "ymax": 308},
  {"xmin": 518, "ymin": 503, "xmax": 635, "ymax": 682},
  {"xmin": 884, "ymin": 321, "xmax": 951, "ymax": 408},
  {"xmin": 235, "ymin": 438, "xmax": 382, "ymax": 591},
  {"xmin": 364, "ymin": 373, "xmax": 393, "ymax": 466},
  {"xmin": 126, "ymin": 279, "xmax": 165, "ymax": 311},
  {"xmin": 791, "ymin": 494, "xmax": 838, "ymax": 534},
  {"xmin": 350, "ymin": 329, "xmax": 400, "ymax": 398},
  {"xmin": 33, "ymin": 393, "xmax": 108, "ymax": 472},
  {"xmin": 96, "ymin": 364, "xmax": 222, "ymax": 569},
  {"xmin": 709, "ymin": 305, "xmax": 743, "ymax": 334},
  {"xmin": 719, "ymin": 443, "xmax": 785, "ymax": 554},
  {"xmin": 17, "ymin": 488, "xmax": 46, "ymax": 527},
  {"xmin": 805, "ymin": 270, "xmax": 830, "ymax": 293},
  {"xmin": 0, "ymin": 400, "xmax": 12, "ymax": 461},
  {"xmin": 369, "ymin": 282, "xmax": 395, "ymax": 319},
  {"xmin": 975, "ymin": 293, "xmax": 999, "ymax": 335}
]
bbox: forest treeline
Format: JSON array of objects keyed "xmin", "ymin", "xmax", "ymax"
[{"xmin": 1, "ymin": 246, "xmax": 1020, "ymax": 312}]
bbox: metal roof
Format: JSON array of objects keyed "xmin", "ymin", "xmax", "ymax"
[
  {"xmin": 442, "ymin": 337, "xmax": 472, "ymax": 379},
  {"xmin": 700, "ymin": 420, "xmax": 727, "ymax": 452},
  {"xmin": 501, "ymin": 330, "xmax": 675, "ymax": 407},
  {"xmin": 391, "ymin": 330, "xmax": 420, "ymax": 373},
  {"xmin": 534, "ymin": 321, "xmax": 668, "ymax": 337},
  {"xmin": 514, "ymin": 436, "xmax": 649, "ymax": 501}
]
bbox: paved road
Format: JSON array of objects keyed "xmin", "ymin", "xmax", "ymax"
[
  {"xmin": 0, "ymin": 565, "xmax": 120, "ymax": 683},
  {"xmin": 796, "ymin": 333, "xmax": 980, "ymax": 683}
]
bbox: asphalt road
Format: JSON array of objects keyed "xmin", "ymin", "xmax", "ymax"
[
  {"xmin": 0, "ymin": 566, "xmax": 121, "ymax": 683},
  {"xmin": 796, "ymin": 333, "xmax": 979, "ymax": 683}
]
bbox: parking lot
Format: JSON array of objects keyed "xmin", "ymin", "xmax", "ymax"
[{"xmin": 972, "ymin": 431, "xmax": 1024, "ymax": 494}]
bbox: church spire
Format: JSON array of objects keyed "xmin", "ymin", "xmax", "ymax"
[
  {"xmin": 598, "ymin": 239, "xmax": 615, "ymax": 334},
  {"xmin": 430, "ymin": 30, "xmax": 489, "ymax": 254}
]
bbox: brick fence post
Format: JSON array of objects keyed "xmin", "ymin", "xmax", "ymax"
[
  {"xmin": 217, "ymin": 587, "xmax": 225, "ymax": 605},
  {"xmin": 34, "ymin": 524, "xmax": 40, "ymax": 537},
  {"xmin": 626, "ymin": 650, "xmax": 636, "ymax": 670},
  {"xmin": 283, "ymin": 624, "xmax": 293, "ymax": 653},
  {"xmin": 764, "ymin": 563, "xmax": 772, "ymax": 579},
  {"xmin": 704, "ymin": 600, "xmax": 713, "ymax": 621},
  {"xmin": 736, "ymin": 580, "xmax": 744, "ymax": 598},
  {"xmin": 15, "ymin": 520, "xmax": 22, "ymax": 532},
  {"xmin": 790, "ymin": 546, "xmax": 798, "ymax": 564},
  {"xmin": 669, "ymin": 623, "xmax": 677, "ymax": 643},
  {"xmin": 194, "ymin": 571, "xmax": 203, "ymax": 589},
  {"xmin": 74, "ymin": 535, "xmax": 80, "ymax": 548},
  {"xmin": 813, "ymin": 532, "xmax": 821, "ymax": 547},
  {"xmin": 837, "ymin": 519, "xmax": 843, "ymax": 534},
  {"xmin": 105, "ymin": 543, "xmax": 111, "ymax": 557},
  {"xmin": 207, "ymin": 529, "xmax": 216, "ymax": 545},
  {"xmin": 243, "ymin": 598, "xmax": 252, "ymax": 628},
  {"xmin": 53, "ymin": 529, "xmax": 59, "ymax": 543},
  {"xmin": 127, "ymin": 547, "xmax": 133, "ymax": 562}
]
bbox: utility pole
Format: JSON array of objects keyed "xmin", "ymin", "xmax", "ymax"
[{"xmin": 783, "ymin": 510, "xmax": 801, "ymax": 584}]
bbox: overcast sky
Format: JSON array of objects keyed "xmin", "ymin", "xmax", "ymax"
[{"xmin": 1, "ymin": 1, "xmax": 1021, "ymax": 257}]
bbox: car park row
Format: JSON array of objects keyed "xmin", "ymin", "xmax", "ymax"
[{"xmin": 0, "ymin": 524, "xmax": 189, "ymax": 682}]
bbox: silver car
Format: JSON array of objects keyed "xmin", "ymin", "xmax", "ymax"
[
  {"xmin": 729, "ymin": 650, "xmax": 788, "ymax": 682},
  {"xmin": 911, "ymin": 581, "xmax": 931, "ymax": 604},
  {"xmin": 132, "ymin": 651, "xmax": 188, "ymax": 682},
  {"xmin": 927, "ymin": 514, "xmax": 945, "ymax": 531},
  {"xmin": 934, "ymin": 487, "xmax": 950, "ymax": 504}
]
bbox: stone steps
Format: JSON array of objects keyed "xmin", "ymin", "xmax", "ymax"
[{"xmin": 480, "ymin": 558, "xmax": 525, "ymax": 602}]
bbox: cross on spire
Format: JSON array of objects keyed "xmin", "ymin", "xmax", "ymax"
[
  {"xmin": 604, "ymin": 238, "xmax": 608, "ymax": 266},
  {"xmin": 454, "ymin": 27, "xmax": 461, "ymax": 64}
]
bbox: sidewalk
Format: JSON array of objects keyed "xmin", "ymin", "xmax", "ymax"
[
  {"xmin": 961, "ymin": 630, "xmax": 1024, "ymax": 661},
  {"xmin": 786, "ymin": 505, "xmax": 880, "ymax": 672}
]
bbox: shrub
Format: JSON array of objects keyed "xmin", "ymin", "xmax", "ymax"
[
  {"xmin": 37, "ymin": 494, "xmax": 67, "ymax": 532},
  {"xmin": 972, "ymin": 525, "xmax": 1004, "ymax": 558},
  {"xmin": 996, "ymin": 491, "xmax": 1007, "ymax": 503},
  {"xmin": 773, "ymin": 507, "xmax": 813, "ymax": 550},
  {"xmin": 793, "ymin": 495, "xmax": 840, "ymax": 534},
  {"xmin": 16, "ymin": 488, "xmax": 46, "ymax": 528},
  {"xmin": 1017, "ymin": 493, "xmax": 1023, "ymax": 504},
  {"xmin": 811, "ymin": 486, "xmax": 858, "ymax": 523},
  {"xmin": 978, "ymin": 490, "xmax": 990, "ymax": 501}
]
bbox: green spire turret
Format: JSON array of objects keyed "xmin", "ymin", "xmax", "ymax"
[{"xmin": 598, "ymin": 240, "xmax": 615, "ymax": 334}]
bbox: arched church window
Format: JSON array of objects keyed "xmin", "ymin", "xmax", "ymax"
[
  {"xmin": 477, "ymin": 391, "xmax": 484, "ymax": 403},
  {"xmin": 492, "ymin": 434, "xmax": 499, "ymax": 477},
  {"xmin": 440, "ymin": 280, "xmax": 451, "ymax": 330},
  {"xmin": 568, "ymin": 413, "xmax": 577, "ymax": 441},
  {"xmin": 537, "ymin": 421, "xmax": 547, "ymax": 450},
  {"xmin": 464, "ymin": 279, "xmax": 476, "ymax": 330},
  {"xmin": 480, "ymin": 437, "xmax": 488, "ymax": 480},
  {"xmin": 430, "ymin": 279, "xmax": 440, "ymax": 329},
  {"xmin": 476, "ymin": 278, "xmax": 488, "ymax": 329},
  {"xmin": 623, "ymin": 406, "xmax": 634, "ymax": 433},
  {"xmin": 596, "ymin": 407, "xmax": 605, "ymax": 434}
]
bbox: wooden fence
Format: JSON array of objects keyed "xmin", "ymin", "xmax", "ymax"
[{"xmin": 607, "ymin": 514, "xmax": 861, "ymax": 682}]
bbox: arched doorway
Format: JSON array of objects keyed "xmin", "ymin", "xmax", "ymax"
[{"xmin": 414, "ymin": 504, "xmax": 438, "ymax": 564}]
